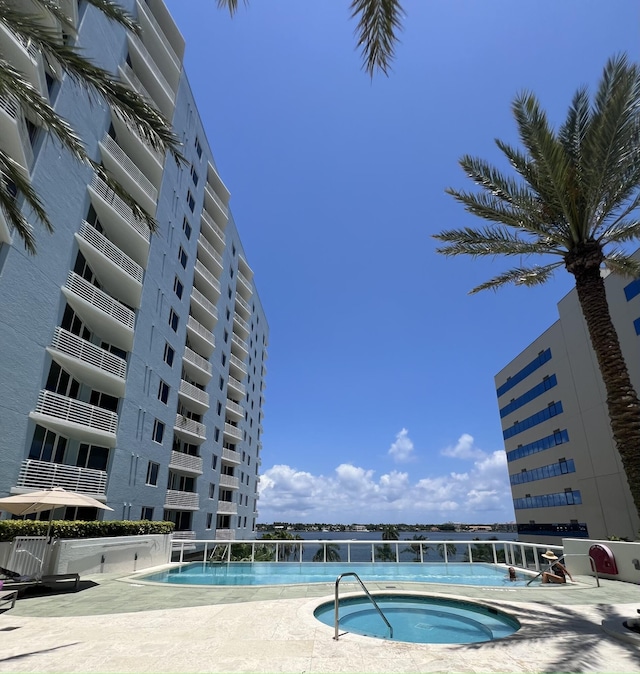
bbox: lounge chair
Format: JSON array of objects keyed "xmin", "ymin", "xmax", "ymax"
[
  {"xmin": 0, "ymin": 566, "xmax": 80, "ymax": 593},
  {"xmin": 0, "ymin": 589, "xmax": 18, "ymax": 613}
]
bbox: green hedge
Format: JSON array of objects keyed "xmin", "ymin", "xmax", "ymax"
[{"xmin": 0, "ymin": 519, "xmax": 174, "ymax": 542}]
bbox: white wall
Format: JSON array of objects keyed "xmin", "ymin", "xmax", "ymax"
[{"xmin": 563, "ymin": 538, "xmax": 640, "ymax": 584}]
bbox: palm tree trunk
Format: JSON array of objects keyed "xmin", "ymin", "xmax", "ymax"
[{"xmin": 567, "ymin": 246, "xmax": 640, "ymax": 520}]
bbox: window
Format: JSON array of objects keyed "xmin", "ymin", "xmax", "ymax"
[
  {"xmin": 30, "ymin": 425, "xmax": 67, "ymax": 462},
  {"xmin": 224, "ymin": 330, "xmax": 229, "ymax": 343},
  {"xmin": 169, "ymin": 308, "xmax": 179, "ymax": 332},
  {"xmin": 206, "ymin": 513, "xmax": 213, "ymax": 529},
  {"xmin": 194, "ymin": 137, "xmax": 202, "ymax": 159},
  {"xmin": 141, "ymin": 507, "xmax": 154, "ymax": 520},
  {"xmin": 174, "ymin": 276, "xmax": 184, "ymax": 300},
  {"xmin": 146, "ymin": 461, "xmax": 160, "ymax": 486},
  {"xmin": 187, "ymin": 190, "xmax": 195, "ymax": 212},
  {"xmin": 190, "ymin": 165, "xmax": 199, "ymax": 187},
  {"xmin": 158, "ymin": 380, "xmax": 170, "ymax": 404},
  {"xmin": 182, "ymin": 216, "xmax": 192, "ymax": 240},
  {"xmin": 214, "ymin": 427, "xmax": 220, "ymax": 442},
  {"xmin": 216, "ymin": 401, "xmax": 222, "ymax": 415},
  {"xmin": 211, "ymin": 454, "xmax": 218, "ymax": 470},
  {"xmin": 163, "ymin": 342, "xmax": 175, "ymax": 367},
  {"xmin": 178, "ymin": 246, "xmax": 188, "ymax": 269},
  {"xmin": 209, "ymin": 483, "xmax": 215, "ymax": 499},
  {"xmin": 152, "ymin": 419, "xmax": 165, "ymax": 444},
  {"xmin": 221, "ymin": 353, "xmax": 226, "ymax": 367}
]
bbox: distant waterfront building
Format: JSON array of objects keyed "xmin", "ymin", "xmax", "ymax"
[
  {"xmin": 495, "ymin": 256, "xmax": 640, "ymax": 543},
  {"xmin": 0, "ymin": 0, "xmax": 267, "ymax": 541}
]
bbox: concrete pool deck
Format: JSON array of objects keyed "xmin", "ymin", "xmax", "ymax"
[{"xmin": 0, "ymin": 571, "xmax": 639, "ymax": 672}]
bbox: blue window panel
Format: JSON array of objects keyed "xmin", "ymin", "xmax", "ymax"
[
  {"xmin": 496, "ymin": 348, "xmax": 552, "ymax": 398},
  {"xmin": 500, "ymin": 374, "xmax": 558, "ymax": 418},
  {"xmin": 503, "ymin": 401, "xmax": 563, "ymax": 440},
  {"xmin": 517, "ymin": 522, "xmax": 588, "ymax": 537},
  {"xmin": 634, "ymin": 317, "xmax": 640, "ymax": 336},
  {"xmin": 624, "ymin": 278, "xmax": 640, "ymax": 301},
  {"xmin": 513, "ymin": 490, "xmax": 581, "ymax": 510},
  {"xmin": 506, "ymin": 429, "xmax": 569, "ymax": 462},
  {"xmin": 510, "ymin": 459, "xmax": 575, "ymax": 485}
]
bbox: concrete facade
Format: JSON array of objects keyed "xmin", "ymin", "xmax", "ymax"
[
  {"xmin": 0, "ymin": 0, "xmax": 267, "ymax": 541},
  {"xmin": 495, "ymin": 257, "xmax": 640, "ymax": 544}
]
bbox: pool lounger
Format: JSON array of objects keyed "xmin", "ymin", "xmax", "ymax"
[{"xmin": 0, "ymin": 589, "xmax": 18, "ymax": 613}]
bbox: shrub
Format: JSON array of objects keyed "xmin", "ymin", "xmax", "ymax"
[{"xmin": 0, "ymin": 519, "xmax": 174, "ymax": 542}]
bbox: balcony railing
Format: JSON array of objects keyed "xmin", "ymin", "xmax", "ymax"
[
  {"xmin": 197, "ymin": 233, "xmax": 224, "ymax": 269},
  {"xmin": 78, "ymin": 221, "xmax": 144, "ymax": 284},
  {"xmin": 236, "ymin": 271, "xmax": 253, "ymax": 297},
  {"xmin": 233, "ymin": 312, "xmax": 250, "ymax": 335},
  {"xmin": 168, "ymin": 450, "xmax": 203, "ymax": 475},
  {"xmin": 90, "ymin": 174, "xmax": 150, "ymax": 242},
  {"xmin": 49, "ymin": 327, "xmax": 127, "ymax": 387},
  {"xmin": 227, "ymin": 376, "xmax": 246, "ymax": 397},
  {"xmin": 235, "ymin": 293, "xmax": 251, "ymax": 317},
  {"xmin": 174, "ymin": 413, "xmax": 206, "ymax": 441},
  {"xmin": 221, "ymin": 447, "xmax": 241, "ymax": 465},
  {"xmin": 200, "ymin": 210, "xmax": 226, "ymax": 248},
  {"xmin": 229, "ymin": 354, "xmax": 247, "ymax": 376},
  {"xmin": 225, "ymin": 399, "xmax": 244, "ymax": 418},
  {"xmin": 183, "ymin": 346, "xmax": 212, "ymax": 377},
  {"xmin": 127, "ymin": 34, "xmax": 175, "ymax": 117},
  {"xmin": 32, "ymin": 390, "xmax": 118, "ymax": 435},
  {"xmin": 216, "ymin": 501, "xmax": 237, "ymax": 515},
  {"xmin": 179, "ymin": 379, "xmax": 209, "ymax": 408},
  {"xmin": 194, "ymin": 259, "xmax": 221, "ymax": 298},
  {"xmin": 231, "ymin": 334, "xmax": 249, "ymax": 355},
  {"xmin": 224, "ymin": 423, "xmax": 243, "ymax": 441},
  {"xmin": 214, "ymin": 529, "xmax": 236, "ymax": 540},
  {"xmin": 0, "ymin": 93, "xmax": 34, "ymax": 171},
  {"xmin": 205, "ymin": 181, "xmax": 229, "ymax": 218},
  {"xmin": 136, "ymin": 0, "xmax": 181, "ymax": 73},
  {"xmin": 164, "ymin": 489, "xmax": 199, "ymax": 510},
  {"xmin": 219, "ymin": 474, "xmax": 240, "ymax": 489},
  {"xmin": 191, "ymin": 288, "xmax": 218, "ymax": 322},
  {"xmin": 16, "ymin": 459, "xmax": 107, "ymax": 497}
]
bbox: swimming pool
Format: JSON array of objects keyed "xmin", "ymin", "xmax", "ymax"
[
  {"xmin": 140, "ymin": 562, "xmax": 534, "ymax": 587},
  {"xmin": 314, "ymin": 594, "xmax": 521, "ymax": 644}
]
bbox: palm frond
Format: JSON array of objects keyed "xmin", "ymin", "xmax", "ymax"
[
  {"xmin": 216, "ymin": 0, "xmax": 247, "ymax": 16},
  {"xmin": 600, "ymin": 218, "xmax": 640, "ymax": 244},
  {"xmin": 433, "ymin": 226, "xmax": 561, "ymax": 258},
  {"xmin": 558, "ymin": 86, "xmax": 591, "ymax": 170},
  {"xmin": 0, "ymin": 150, "xmax": 52, "ymax": 254},
  {"xmin": 83, "ymin": 0, "xmax": 140, "ymax": 36},
  {"xmin": 469, "ymin": 263, "xmax": 562, "ymax": 294},
  {"xmin": 603, "ymin": 249, "xmax": 640, "ymax": 277},
  {"xmin": 350, "ymin": 0, "xmax": 404, "ymax": 77}
]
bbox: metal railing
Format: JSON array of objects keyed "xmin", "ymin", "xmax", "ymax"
[
  {"xmin": 90, "ymin": 174, "xmax": 151, "ymax": 242},
  {"xmin": 99, "ymin": 135, "xmax": 158, "ymax": 204},
  {"xmin": 200, "ymin": 210, "xmax": 226, "ymax": 246},
  {"xmin": 334, "ymin": 572, "xmax": 392, "ymax": 641},
  {"xmin": 223, "ymin": 422, "xmax": 243, "ymax": 441},
  {"xmin": 227, "ymin": 375, "xmax": 246, "ymax": 396},
  {"xmin": 33, "ymin": 390, "xmax": 118, "ymax": 435},
  {"xmin": 16, "ymin": 459, "xmax": 108, "ymax": 496},
  {"xmin": 179, "ymin": 379, "xmax": 209, "ymax": 407},
  {"xmin": 50, "ymin": 327, "xmax": 127, "ymax": 380},
  {"xmin": 221, "ymin": 448, "xmax": 241, "ymax": 464},
  {"xmin": 168, "ymin": 450, "xmax": 203, "ymax": 475},
  {"xmin": 205, "ymin": 181, "xmax": 229, "ymax": 218},
  {"xmin": 65, "ymin": 271, "xmax": 135, "ymax": 330},
  {"xmin": 198, "ymin": 232, "xmax": 224, "ymax": 267},
  {"xmin": 183, "ymin": 346, "xmax": 212, "ymax": 376},
  {"xmin": 78, "ymin": 221, "xmax": 144, "ymax": 284},
  {"xmin": 195, "ymin": 259, "xmax": 221, "ymax": 295},
  {"xmin": 174, "ymin": 413, "xmax": 206, "ymax": 440}
]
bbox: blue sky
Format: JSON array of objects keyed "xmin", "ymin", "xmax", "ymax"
[{"xmin": 164, "ymin": 0, "xmax": 639, "ymax": 525}]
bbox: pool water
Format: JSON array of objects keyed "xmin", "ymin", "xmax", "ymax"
[
  {"xmin": 140, "ymin": 562, "xmax": 534, "ymax": 587},
  {"xmin": 314, "ymin": 594, "xmax": 520, "ymax": 644}
]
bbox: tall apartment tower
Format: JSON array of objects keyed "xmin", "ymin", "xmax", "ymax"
[
  {"xmin": 0, "ymin": 0, "xmax": 268, "ymax": 541},
  {"xmin": 495, "ymin": 257, "xmax": 640, "ymax": 544}
]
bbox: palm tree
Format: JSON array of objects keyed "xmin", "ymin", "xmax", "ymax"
[
  {"xmin": 402, "ymin": 534, "xmax": 428, "ymax": 562},
  {"xmin": 434, "ymin": 55, "xmax": 640, "ymax": 520},
  {"xmin": 381, "ymin": 524, "xmax": 399, "ymax": 540},
  {"xmin": 0, "ymin": 0, "xmax": 180, "ymax": 252},
  {"xmin": 216, "ymin": 0, "xmax": 404, "ymax": 77},
  {"xmin": 312, "ymin": 543, "xmax": 341, "ymax": 562},
  {"xmin": 436, "ymin": 542, "xmax": 457, "ymax": 561}
]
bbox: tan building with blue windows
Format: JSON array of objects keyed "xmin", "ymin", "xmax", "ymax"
[{"xmin": 495, "ymin": 258, "xmax": 640, "ymax": 544}]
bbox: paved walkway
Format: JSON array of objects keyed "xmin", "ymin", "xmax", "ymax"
[{"xmin": 1, "ymin": 572, "xmax": 639, "ymax": 672}]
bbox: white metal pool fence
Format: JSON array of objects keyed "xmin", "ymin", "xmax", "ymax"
[{"xmin": 171, "ymin": 538, "xmax": 564, "ymax": 572}]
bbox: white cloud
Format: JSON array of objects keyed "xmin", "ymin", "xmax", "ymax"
[
  {"xmin": 388, "ymin": 428, "xmax": 415, "ymax": 462},
  {"xmin": 257, "ymin": 435, "xmax": 514, "ymax": 524},
  {"xmin": 440, "ymin": 433, "xmax": 486, "ymax": 460}
]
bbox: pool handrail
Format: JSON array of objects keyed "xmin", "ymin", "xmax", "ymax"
[{"xmin": 334, "ymin": 572, "xmax": 392, "ymax": 641}]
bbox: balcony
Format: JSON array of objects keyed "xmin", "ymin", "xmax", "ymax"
[
  {"xmin": 127, "ymin": 34, "xmax": 176, "ymax": 119},
  {"xmin": 88, "ymin": 174, "xmax": 151, "ymax": 266},
  {"xmin": 227, "ymin": 375, "xmax": 246, "ymax": 397},
  {"xmin": 14, "ymin": 459, "xmax": 107, "ymax": 498},
  {"xmin": 216, "ymin": 501, "xmax": 237, "ymax": 515},
  {"xmin": 0, "ymin": 209, "xmax": 12, "ymax": 247},
  {"xmin": 99, "ymin": 134, "xmax": 158, "ymax": 215},
  {"xmin": 173, "ymin": 413, "xmax": 206, "ymax": 444},
  {"xmin": 224, "ymin": 423, "xmax": 243, "ymax": 442},
  {"xmin": 233, "ymin": 312, "xmax": 250, "ymax": 338},
  {"xmin": 207, "ymin": 162, "xmax": 231, "ymax": 208},
  {"xmin": 225, "ymin": 398, "xmax": 244, "ymax": 421},
  {"xmin": 236, "ymin": 271, "xmax": 253, "ymax": 300},
  {"xmin": 168, "ymin": 450, "xmax": 203, "ymax": 476},
  {"xmin": 75, "ymin": 221, "xmax": 144, "ymax": 308},
  {"xmin": 235, "ymin": 293, "xmax": 251, "ymax": 318},
  {"xmin": 231, "ymin": 334, "xmax": 249, "ymax": 358},
  {"xmin": 178, "ymin": 379, "xmax": 210, "ymax": 415},
  {"xmin": 190, "ymin": 288, "xmax": 218, "ymax": 331},
  {"xmin": 47, "ymin": 327, "xmax": 127, "ymax": 398},
  {"xmin": 186, "ymin": 315, "xmax": 214, "ymax": 359},
  {"xmin": 182, "ymin": 346, "xmax": 212, "ymax": 386},
  {"xmin": 194, "ymin": 259, "xmax": 221, "ymax": 303},
  {"xmin": 197, "ymin": 233, "xmax": 224, "ymax": 274},
  {"xmin": 200, "ymin": 210, "xmax": 226, "ymax": 252},
  {"xmin": 136, "ymin": 0, "xmax": 182, "ymax": 91},
  {"xmin": 164, "ymin": 489, "xmax": 199, "ymax": 511},
  {"xmin": 61, "ymin": 272, "xmax": 135, "ymax": 352},
  {"xmin": 221, "ymin": 448, "xmax": 241, "ymax": 465},
  {"xmin": 0, "ymin": 94, "xmax": 33, "ymax": 174},
  {"xmin": 29, "ymin": 390, "xmax": 118, "ymax": 446},
  {"xmin": 219, "ymin": 474, "xmax": 240, "ymax": 490},
  {"xmin": 215, "ymin": 529, "xmax": 236, "ymax": 540},
  {"xmin": 228, "ymin": 354, "xmax": 247, "ymax": 380},
  {"xmin": 0, "ymin": 23, "xmax": 48, "ymax": 97},
  {"xmin": 204, "ymin": 181, "xmax": 229, "ymax": 225}
]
